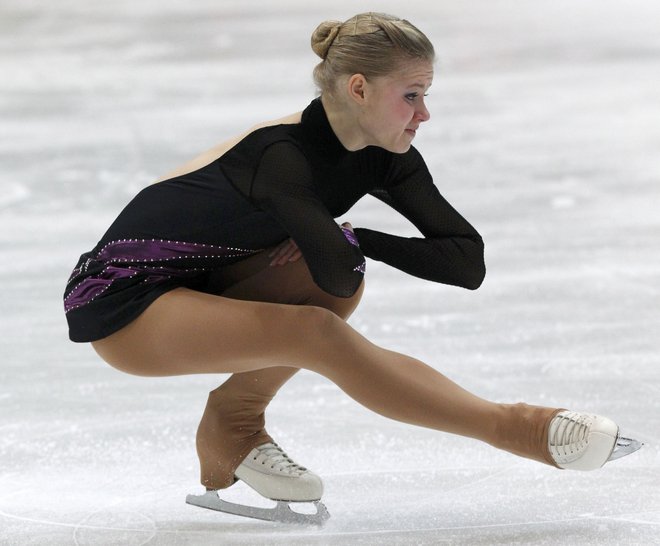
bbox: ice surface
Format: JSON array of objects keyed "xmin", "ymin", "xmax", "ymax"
[{"xmin": 1, "ymin": 0, "xmax": 659, "ymax": 544}]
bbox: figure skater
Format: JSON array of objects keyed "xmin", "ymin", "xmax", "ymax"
[{"xmin": 64, "ymin": 12, "xmax": 640, "ymax": 524}]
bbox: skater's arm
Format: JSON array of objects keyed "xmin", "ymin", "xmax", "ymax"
[
  {"xmin": 250, "ymin": 141, "xmax": 365, "ymax": 298},
  {"xmin": 353, "ymin": 148, "xmax": 485, "ymax": 290}
]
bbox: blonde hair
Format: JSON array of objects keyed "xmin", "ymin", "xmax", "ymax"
[{"xmin": 311, "ymin": 12, "xmax": 434, "ymax": 96}]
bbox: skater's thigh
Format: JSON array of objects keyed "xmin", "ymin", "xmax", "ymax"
[{"xmin": 92, "ymin": 287, "xmax": 334, "ymax": 377}]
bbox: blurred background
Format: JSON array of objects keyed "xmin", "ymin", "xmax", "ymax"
[{"xmin": 1, "ymin": 1, "xmax": 659, "ymax": 544}]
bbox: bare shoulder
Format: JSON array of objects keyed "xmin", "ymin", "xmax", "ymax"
[{"xmin": 154, "ymin": 111, "xmax": 303, "ymax": 183}]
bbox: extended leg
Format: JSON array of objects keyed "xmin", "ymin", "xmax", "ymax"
[{"xmin": 92, "ymin": 279, "xmax": 559, "ymax": 466}]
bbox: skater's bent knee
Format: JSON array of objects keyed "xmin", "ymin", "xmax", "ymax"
[{"xmin": 288, "ymin": 304, "xmax": 339, "ymax": 332}]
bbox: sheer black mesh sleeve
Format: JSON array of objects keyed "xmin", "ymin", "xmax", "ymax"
[
  {"xmin": 250, "ymin": 142, "xmax": 366, "ymax": 297},
  {"xmin": 353, "ymin": 148, "xmax": 486, "ymax": 290}
]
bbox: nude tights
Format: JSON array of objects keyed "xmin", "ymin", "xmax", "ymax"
[{"xmin": 91, "ymin": 249, "xmax": 561, "ymax": 490}]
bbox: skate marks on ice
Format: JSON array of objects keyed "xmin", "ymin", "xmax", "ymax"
[
  {"xmin": 0, "ymin": 507, "xmax": 157, "ymax": 546},
  {"xmin": 0, "ymin": 444, "xmax": 658, "ymax": 544},
  {"xmin": 180, "ymin": 464, "xmax": 660, "ymax": 544},
  {"xmin": 72, "ymin": 505, "xmax": 157, "ymax": 546},
  {"xmin": 1, "ymin": 503, "xmax": 659, "ymax": 546}
]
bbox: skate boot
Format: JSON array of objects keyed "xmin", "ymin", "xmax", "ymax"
[
  {"xmin": 234, "ymin": 442, "xmax": 323, "ymax": 501},
  {"xmin": 548, "ymin": 411, "xmax": 643, "ymax": 471},
  {"xmin": 187, "ymin": 442, "xmax": 329, "ymax": 525}
]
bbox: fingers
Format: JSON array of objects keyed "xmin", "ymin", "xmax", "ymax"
[
  {"xmin": 268, "ymin": 222, "xmax": 352, "ymax": 267},
  {"xmin": 269, "ymin": 239, "xmax": 302, "ymax": 266}
]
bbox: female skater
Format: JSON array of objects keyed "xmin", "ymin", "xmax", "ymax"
[{"xmin": 64, "ymin": 12, "xmax": 639, "ymax": 522}]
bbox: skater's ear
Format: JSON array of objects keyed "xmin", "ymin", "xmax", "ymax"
[{"xmin": 346, "ymin": 73, "xmax": 368, "ymax": 104}]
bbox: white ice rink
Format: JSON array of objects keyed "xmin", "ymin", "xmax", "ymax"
[{"xmin": 1, "ymin": 0, "xmax": 659, "ymax": 544}]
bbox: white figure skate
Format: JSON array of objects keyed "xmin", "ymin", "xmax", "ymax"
[
  {"xmin": 187, "ymin": 442, "xmax": 329, "ymax": 525},
  {"xmin": 548, "ymin": 411, "xmax": 643, "ymax": 471}
]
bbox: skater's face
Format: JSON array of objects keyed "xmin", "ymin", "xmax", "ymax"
[{"xmin": 352, "ymin": 60, "xmax": 433, "ymax": 154}]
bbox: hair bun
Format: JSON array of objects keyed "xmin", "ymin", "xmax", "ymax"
[{"xmin": 311, "ymin": 20, "xmax": 342, "ymax": 59}]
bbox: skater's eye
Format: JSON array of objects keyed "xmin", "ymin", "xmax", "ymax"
[{"xmin": 405, "ymin": 92, "xmax": 428, "ymax": 102}]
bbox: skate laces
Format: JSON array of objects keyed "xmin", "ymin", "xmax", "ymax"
[
  {"xmin": 251, "ymin": 442, "xmax": 308, "ymax": 476},
  {"xmin": 548, "ymin": 411, "xmax": 591, "ymax": 459}
]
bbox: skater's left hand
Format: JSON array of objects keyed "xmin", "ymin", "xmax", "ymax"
[{"xmin": 269, "ymin": 238, "xmax": 302, "ymax": 266}]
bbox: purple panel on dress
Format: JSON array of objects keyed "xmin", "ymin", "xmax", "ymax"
[
  {"xmin": 341, "ymin": 227, "xmax": 359, "ymax": 247},
  {"xmin": 340, "ymin": 228, "xmax": 365, "ymax": 274},
  {"xmin": 64, "ymin": 265, "xmax": 140, "ymax": 312},
  {"xmin": 65, "ymin": 239, "xmax": 261, "ymax": 313}
]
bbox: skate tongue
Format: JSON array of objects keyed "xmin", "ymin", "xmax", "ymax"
[{"xmin": 254, "ymin": 442, "xmax": 307, "ymax": 475}]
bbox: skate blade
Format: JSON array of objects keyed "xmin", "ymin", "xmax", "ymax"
[
  {"xmin": 608, "ymin": 434, "xmax": 643, "ymax": 462},
  {"xmin": 186, "ymin": 490, "xmax": 330, "ymax": 526}
]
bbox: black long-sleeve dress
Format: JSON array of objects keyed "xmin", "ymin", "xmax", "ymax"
[{"xmin": 64, "ymin": 97, "xmax": 485, "ymax": 342}]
